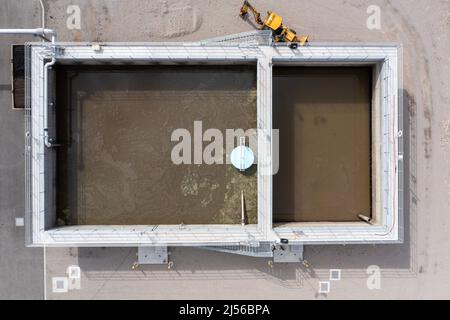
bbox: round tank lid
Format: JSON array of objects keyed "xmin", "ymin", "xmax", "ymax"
[{"xmin": 230, "ymin": 145, "xmax": 254, "ymax": 171}]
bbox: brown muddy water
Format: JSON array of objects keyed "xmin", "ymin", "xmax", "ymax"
[
  {"xmin": 55, "ymin": 65, "xmax": 257, "ymax": 225},
  {"xmin": 273, "ymin": 67, "xmax": 372, "ymax": 223}
]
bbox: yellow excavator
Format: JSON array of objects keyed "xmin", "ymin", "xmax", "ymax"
[{"xmin": 239, "ymin": 1, "xmax": 308, "ymax": 48}]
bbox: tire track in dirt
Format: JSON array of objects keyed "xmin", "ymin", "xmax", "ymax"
[
  {"xmin": 385, "ymin": 0, "xmax": 433, "ymax": 159},
  {"xmin": 383, "ymin": 0, "xmax": 437, "ymax": 277}
]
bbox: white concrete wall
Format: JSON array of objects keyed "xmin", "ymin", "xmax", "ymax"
[{"xmin": 26, "ymin": 43, "xmax": 402, "ymax": 246}]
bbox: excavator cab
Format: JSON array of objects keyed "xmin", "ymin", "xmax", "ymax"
[{"xmin": 264, "ymin": 12, "xmax": 283, "ymax": 31}]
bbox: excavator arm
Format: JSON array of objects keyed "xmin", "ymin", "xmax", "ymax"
[{"xmin": 239, "ymin": 0, "xmax": 264, "ymax": 27}]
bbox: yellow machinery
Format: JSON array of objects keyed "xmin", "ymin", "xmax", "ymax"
[{"xmin": 239, "ymin": 0, "xmax": 308, "ymax": 48}]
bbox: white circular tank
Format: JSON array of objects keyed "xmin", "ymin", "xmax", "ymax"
[{"xmin": 230, "ymin": 145, "xmax": 254, "ymax": 171}]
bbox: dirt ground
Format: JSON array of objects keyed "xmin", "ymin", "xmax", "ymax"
[{"xmin": 1, "ymin": 0, "xmax": 449, "ymax": 300}]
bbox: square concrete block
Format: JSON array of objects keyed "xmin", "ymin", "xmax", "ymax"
[
  {"xmin": 319, "ymin": 281, "xmax": 330, "ymax": 294},
  {"xmin": 52, "ymin": 277, "xmax": 68, "ymax": 293},
  {"xmin": 15, "ymin": 217, "xmax": 24, "ymax": 227}
]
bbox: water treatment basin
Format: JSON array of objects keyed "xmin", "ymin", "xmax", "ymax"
[
  {"xmin": 25, "ymin": 43, "xmax": 401, "ymax": 246},
  {"xmin": 54, "ymin": 65, "xmax": 258, "ymax": 226},
  {"xmin": 273, "ymin": 66, "xmax": 372, "ymax": 223}
]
